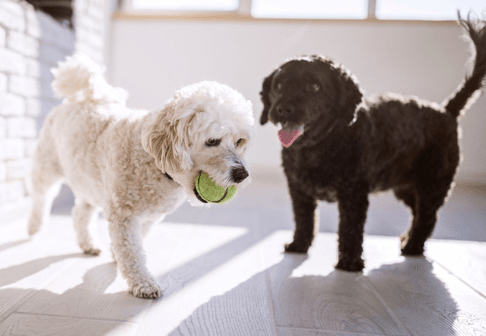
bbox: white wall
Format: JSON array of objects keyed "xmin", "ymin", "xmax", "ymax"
[{"xmin": 110, "ymin": 19, "xmax": 486, "ymax": 183}]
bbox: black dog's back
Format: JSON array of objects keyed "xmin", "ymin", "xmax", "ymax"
[{"xmin": 362, "ymin": 95, "xmax": 459, "ymax": 192}]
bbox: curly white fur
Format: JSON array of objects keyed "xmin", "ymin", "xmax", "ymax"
[{"xmin": 28, "ymin": 53, "xmax": 254, "ymax": 299}]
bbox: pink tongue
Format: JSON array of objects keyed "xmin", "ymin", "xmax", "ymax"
[{"xmin": 278, "ymin": 129, "xmax": 301, "ymax": 147}]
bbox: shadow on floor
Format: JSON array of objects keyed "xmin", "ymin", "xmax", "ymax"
[{"xmin": 168, "ymin": 255, "xmax": 456, "ymax": 336}]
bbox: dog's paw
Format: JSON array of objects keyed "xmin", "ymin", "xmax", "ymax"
[
  {"xmin": 83, "ymin": 247, "xmax": 101, "ymax": 256},
  {"xmin": 335, "ymin": 257, "xmax": 364, "ymax": 272},
  {"xmin": 400, "ymin": 234, "xmax": 424, "ymax": 256},
  {"xmin": 130, "ymin": 281, "xmax": 162, "ymax": 299},
  {"xmin": 27, "ymin": 218, "xmax": 42, "ymax": 236},
  {"xmin": 284, "ymin": 241, "xmax": 310, "ymax": 254},
  {"xmin": 400, "ymin": 244, "xmax": 424, "ymax": 256}
]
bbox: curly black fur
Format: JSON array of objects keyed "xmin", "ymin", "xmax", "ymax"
[{"xmin": 260, "ymin": 15, "xmax": 486, "ymax": 272}]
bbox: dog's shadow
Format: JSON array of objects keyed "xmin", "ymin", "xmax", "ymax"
[
  {"xmin": 0, "ymin": 239, "xmax": 30, "ymax": 254},
  {"xmin": 0, "ymin": 258, "xmax": 145, "ymax": 330},
  {"xmin": 168, "ymin": 255, "xmax": 459, "ymax": 336},
  {"xmin": 0, "ymin": 252, "xmax": 84, "ymax": 288}
]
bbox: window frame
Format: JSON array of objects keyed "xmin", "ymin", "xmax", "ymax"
[{"xmin": 116, "ymin": 0, "xmax": 467, "ymax": 24}]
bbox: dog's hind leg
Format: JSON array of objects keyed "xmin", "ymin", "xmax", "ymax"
[
  {"xmin": 399, "ymin": 178, "xmax": 454, "ymax": 255},
  {"xmin": 72, "ymin": 200, "xmax": 101, "ymax": 255},
  {"xmin": 394, "ymin": 185, "xmax": 418, "ymax": 220},
  {"xmin": 27, "ymin": 127, "xmax": 63, "ymax": 236}
]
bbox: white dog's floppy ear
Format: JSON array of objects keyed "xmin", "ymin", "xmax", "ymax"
[{"xmin": 141, "ymin": 107, "xmax": 193, "ymax": 174}]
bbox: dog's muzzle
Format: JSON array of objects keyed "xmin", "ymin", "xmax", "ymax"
[{"xmin": 230, "ymin": 167, "xmax": 249, "ymax": 183}]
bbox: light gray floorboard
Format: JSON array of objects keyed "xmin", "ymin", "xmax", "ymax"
[
  {"xmin": 0, "ymin": 313, "xmax": 137, "ymax": 336},
  {"xmin": 366, "ymin": 257, "xmax": 486, "ymax": 336},
  {"xmin": 0, "ymin": 180, "xmax": 485, "ymax": 335},
  {"xmin": 266, "ymin": 233, "xmax": 408, "ymax": 336},
  {"xmin": 135, "ymin": 212, "xmax": 277, "ymax": 336},
  {"xmin": 277, "ymin": 327, "xmax": 397, "ymax": 336},
  {"xmin": 426, "ymin": 239, "xmax": 486, "ymax": 297}
]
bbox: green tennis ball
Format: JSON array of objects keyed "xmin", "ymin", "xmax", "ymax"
[{"xmin": 195, "ymin": 171, "xmax": 237, "ymax": 204}]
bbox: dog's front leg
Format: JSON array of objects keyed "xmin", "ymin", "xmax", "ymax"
[
  {"xmin": 335, "ymin": 187, "xmax": 369, "ymax": 272},
  {"xmin": 285, "ymin": 183, "xmax": 319, "ymax": 254},
  {"xmin": 108, "ymin": 216, "xmax": 161, "ymax": 299}
]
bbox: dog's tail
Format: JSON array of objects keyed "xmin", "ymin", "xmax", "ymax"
[
  {"xmin": 51, "ymin": 53, "xmax": 128, "ymax": 105},
  {"xmin": 443, "ymin": 12, "xmax": 486, "ymax": 118}
]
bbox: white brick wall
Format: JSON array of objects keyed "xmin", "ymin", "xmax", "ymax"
[
  {"xmin": 0, "ymin": 26, "xmax": 5, "ymax": 47},
  {"xmin": 0, "ymin": 180, "xmax": 24, "ymax": 203},
  {"xmin": 0, "ymin": 116, "xmax": 5, "ymax": 138},
  {"xmin": 0, "ymin": 92, "xmax": 25, "ymax": 116},
  {"xmin": 0, "ymin": 0, "xmax": 108, "ymax": 213},
  {"xmin": 0, "ymin": 2, "xmax": 25, "ymax": 32},
  {"xmin": 24, "ymin": 139, "xmax": 37, "ymax": 156},
  {"xmin": 0, "ymin": 138, "xmax": 24, "ymax": 160},
  {"xmin": 7, "ymin": 117, "xmax": 37, "ymax": 138},
  {"xmin": 9, "ymin": 75, "xmax": 39, "ymax": 97},
  {"xmin": 7, "ymin": 30, "xmax": 39, "ymax": 57},
  {"xmin": 26, "ymin": 58, "xmax": 40, "ymax": 77},
  {"xmin": 0, "ymin": 47, "xmax": 27, "ymax": 75},
  {"xmin": 7, "ymin": 158, "xmax": 31, "ymax": 179},
  {"xmin": 26, "ymin": 97, "xmax": 40, "ymax": 116},
  {"xmin": 0, "ymin": 72, "xmax": 6, "ymax": 91},
  {"xmin": 0, "ymin": 162, "xmax": 6, "ymax": 182},
  {"xmin": 75, "ymin": 0, "xmax": 104, "ymax": 63},
  {"xmin": 25, "ymin": 5, "xmax": 40, "ymax": 39}
]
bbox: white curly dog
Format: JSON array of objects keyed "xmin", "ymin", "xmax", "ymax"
[{"xmin": 27, "ymin": 54, "xmax": 255, "ymax": 299}]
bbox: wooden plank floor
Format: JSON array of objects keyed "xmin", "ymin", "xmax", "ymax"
[{"xmin": 1, "ymin": 178, "xmax": 485, "ymax": 336}]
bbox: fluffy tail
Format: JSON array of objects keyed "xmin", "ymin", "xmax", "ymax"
[
  {"xmin": 443, "ymin": 12, "xmax": 486, "ymax": 118},
  {"xmin": 51, "ymin": 53, "xmax": 128, "ymax": 105}
]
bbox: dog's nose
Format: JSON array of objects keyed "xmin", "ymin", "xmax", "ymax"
[
  {"xmin": 276, "ymin": 104, "xmax": 294, "ymax": 116},
  {"xmin": 230, "ymin": 167, "xmax": 249, "ymax": 183}
]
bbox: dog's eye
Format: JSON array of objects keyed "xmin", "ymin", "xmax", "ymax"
[
  {"xmin": 235, "ymin": 138, "xmax": 244, "ymax": 148},
  {"xmin": 308, "ymin": 83, "xmax": 320, "ymax": 92},
  {"xmin": 205, "ymin": 138, "xmax": 221, "ymax": 147},
  {"xmin": 276, "ymin": 83, "xmax": 282, "ymax": 90}
]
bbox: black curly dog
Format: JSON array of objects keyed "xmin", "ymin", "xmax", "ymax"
[{"xmin": 260, "ymin": 15, "xmax": 486, "ymax": 272}]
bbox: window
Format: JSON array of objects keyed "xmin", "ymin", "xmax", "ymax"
[
  {"xmin": 131, "ymin": 0, "xmax": 238, "ymax": 11},
  {"xmin": 376, "ymin": 0, "xmax": 485, "ymax": 21},
  {"xmin": 126, "ymin": 0, "xmax": 486, "ymax": 21},
  {"xmin": 251, "ymin": 0, "xmax": 368, "ymax": 19}
]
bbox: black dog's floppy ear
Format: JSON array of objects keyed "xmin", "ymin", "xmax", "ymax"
[
  {"xmin": 260, "ymin": 69, "xmax": 277, "ymax": 125},
  {"xmin": 332, "ymin": 62, "xmax": 363, "ymax": 125}
]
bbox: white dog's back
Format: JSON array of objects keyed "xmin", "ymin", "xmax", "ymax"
[{"xmin": 39, "ymin": 54, "xmax": 149, "ymax": 206}]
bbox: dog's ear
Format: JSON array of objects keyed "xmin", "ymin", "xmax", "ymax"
[
  {"xmin": 260, "ymin": 69, "xmax": 277, "ymax": 125},
  {"xmin": 332, "ymin": 63, "xmax": 363, "ymax": 125},
  {"xmin": 141, "ymin": 107, "xmax": 193, "ymax": 174}
]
